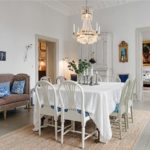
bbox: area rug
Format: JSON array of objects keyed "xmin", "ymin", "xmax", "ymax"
[{"xmin": 0, "ymin": 110, "xmax": 150, "ymax": 150}]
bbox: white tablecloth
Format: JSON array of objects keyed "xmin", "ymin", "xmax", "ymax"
[{"xmin": 33, "ymin": 82, "xmax": 124, "ymax": 143}]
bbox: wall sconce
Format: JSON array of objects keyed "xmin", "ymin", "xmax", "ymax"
[{"xmin": 24, "ymin": 44, "xmax": 32, "ymax": 62}]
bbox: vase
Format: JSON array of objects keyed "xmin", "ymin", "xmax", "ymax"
[{"xmin": 77, "ymin": 74, "xmax": 82, "ymax": 84}]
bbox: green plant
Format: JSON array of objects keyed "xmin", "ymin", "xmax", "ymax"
[{"xmin": 68, "ymin": 59, "xmax": 90, "ymax": 74}]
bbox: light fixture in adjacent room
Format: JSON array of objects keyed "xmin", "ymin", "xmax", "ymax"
[{"xmin": 73, "ymin": 0, "xmax": 100, "ymax": 45}]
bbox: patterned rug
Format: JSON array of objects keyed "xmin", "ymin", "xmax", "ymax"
[{"xmin": 0, "ymin": 110, "xmax": 150, "ymax": 150}]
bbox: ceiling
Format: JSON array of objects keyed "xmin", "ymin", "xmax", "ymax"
[{"xmin": 40, "ymin": 0, "xmax": 138, "ymax": 16}]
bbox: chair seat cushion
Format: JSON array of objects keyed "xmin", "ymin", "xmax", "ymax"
[
  {"xmin": 64, "ymin": 109, "xmax": 89, "ymax": 117},
  {"xmin": 51, "ymin": 105, "xmax": 61, "ymax": 112},
  {"xmin": 50, "ymin": 106, "xmax": 89, "ymax": 117}
]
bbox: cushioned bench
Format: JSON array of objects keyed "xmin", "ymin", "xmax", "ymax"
[{"xmin": 0, "ymin": 73, "xmax": 30, "ymax": 119}]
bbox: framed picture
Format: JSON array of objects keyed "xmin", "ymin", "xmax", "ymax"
[
  {"xmin": 119, "ymin": 41, "xmax": 128, "ymax": 62},
  {"xmin": 143, "ymin": 41, "xmax": 150, "ymax": 66},
  {"xmin": 0, "ymin": 51, "xmax": 6, "ymax": 61},
  {"xmin": 40, "ymin": 51, "xmax": 46, "ymax": 59},
  {"xmin": 40, "ymin": 41, "xmax": 46, "ymax": 50}
]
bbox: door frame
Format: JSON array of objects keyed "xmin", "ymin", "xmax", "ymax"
[
  {"xmin": 35, "ymin": 34, "xmax": 59, "ymax": 83},
  {"xmin": 135, "ymin": 27, "xmax": 150, "ymax": 101},
  {"xmin": 135, "ymin": 28, "xmax": 143, "ymax": 101}
]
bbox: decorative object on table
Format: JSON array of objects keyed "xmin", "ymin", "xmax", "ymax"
[
  {"xmin": 70, "ymin": 74, "xmax": 77, "ymax": 81},
  {"xmin": 68, "ymin": 59, "xmax": 90, "ymax": 84},
  {"xmin": 89, "ymin": 54, "xmax": 96, "ymax": 85},
  {"xmin": 143, "ymin": 40, "xmax": 150, "ymax": 66},
  {"xmin": 73, "ymin": 0, "xmax": 100, "ymax": 44},
  {"xmin": 89, "ymin": 51, "xmax": 96, "ymax": 64},
  {"xmin": 119, "ymin": 41, "xmax": 128, "ymax": 62},
  {"xmin": 0, "ymin": 51, "xmax": 6, "ymax": 61},
  {"xmin": 119, "ymin": 73, "xmax": 129, "ymax": 82},
  {"xmin": 95, "ymin": 71, "xmax": 99, "ymax": 85}
]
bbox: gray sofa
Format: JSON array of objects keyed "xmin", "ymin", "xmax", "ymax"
[{"xmin": 0, "ymin": 73, "xmax": 30, "ymax": 119}]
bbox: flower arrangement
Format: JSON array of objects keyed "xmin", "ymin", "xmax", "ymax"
[{"xmin": 68, "ymin": 59, "xmax": 90, "ymax": 74}]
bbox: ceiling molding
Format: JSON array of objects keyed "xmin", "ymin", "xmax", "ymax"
[{"xmin": 39, "ymin": 0, "xmax": 138, "ymax": 16}]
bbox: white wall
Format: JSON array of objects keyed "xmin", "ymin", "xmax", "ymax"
[
  {"xmin": 0, "ymin": 2, "xmax": 69, "ymax": 88},
  {"xmin": 68, "ymin": 1, "xmax": 150, "ymax": 79}
]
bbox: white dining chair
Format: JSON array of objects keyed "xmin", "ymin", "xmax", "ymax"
[
  {"xmin": 56, "ymin": 76, "xmax": 65, "ymax": 84},
  {"xmin": 40, "ymin": 76, "xmax": 52, "ymax": 82},
  {"xmin": 58, "ymin": 80, "xmax": 96, "ymax": 149},
  {"xmin": 35, "ymin": 80, "xmax": 60, "ymax": 140},
  {"xmin": 115, "ymin": 76, "xmax": 121, "ymax": 82},
  {"xmin": 110, "ymin": 79, "xmax": 130, "ymax": 139},
  {"xmin": 126, "ymin": 78, "xmax": 136, "ymax": 127}
]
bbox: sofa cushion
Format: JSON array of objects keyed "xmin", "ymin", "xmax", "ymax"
[
  {"xmin": 0, "ymin": 82, "xmax": 10, "ymax": 97},
  {"xmin": 11, "ymin": 80, "xmax": 25, "ymax": 94},
  {"xmin": 0, "ymin": 94, "xmax": 29, "ymax": 105}
]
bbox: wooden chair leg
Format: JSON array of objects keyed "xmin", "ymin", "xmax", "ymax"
[
  {"xmin": 95, "ymin": 128, "xmax": 100, "ymax": 143},
  {"xmin": 4, "ymin": 110, "xmax": 7, "ymax": 120},
  {"xmin": 82, "ymin": 125, "xmax": 85, "ymax": 149},
  {"xmin": 130, "ymin": 106, "xmax": 133, "ymax": 123},
  {"xmin": 61, "ymin": 121, "xmax": 64, "ymax": 144},
  {"xmin": 54, "ymin": 118, "xmax": 58, "ymax": 141},
  {"xmin": 119, "ymin": 120, "xmax": 122, "ymax": 139}
]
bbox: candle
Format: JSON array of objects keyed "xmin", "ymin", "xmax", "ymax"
[
  {"xmin": 86, "ymin": 68, "xmax": 88, "ymax": 76},
  {"xmin": 98, "ymin": 26, "xmax": 100, "ymax": 34},
  {"xmin": 83, "ymin": 70, "xmax": 86, "ymax": 76},
  {"xmin": 73, "ymin": 24, "xmax": 75, "ymax": 33},
  {"xmin": 91, "ymin": 68, "xmax": 93, "ymax": 76},
  {"xmin": 96, "ymin": 23, "xmax": 98, "ymax": 31}
]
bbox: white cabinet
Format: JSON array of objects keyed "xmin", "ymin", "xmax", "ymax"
[{"xmin": 77, "ymin": 32, "xmax": 113, "ymax": 81}]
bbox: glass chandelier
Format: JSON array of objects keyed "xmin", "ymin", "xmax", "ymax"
[{"xmin": 73, "ymin": 0, "xmax": 100, "ymax": 45}]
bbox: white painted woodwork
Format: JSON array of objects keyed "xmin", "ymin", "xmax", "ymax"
[{"xmin": 78, "ymin": 32, "xmax": 113, "ymax": 81}]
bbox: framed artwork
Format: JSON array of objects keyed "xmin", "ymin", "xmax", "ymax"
[
  {"xmin": 143, "ymin": 41, "xmax": 150, "ymax": 66},
  {"xmin": 0, "ymin": 51, "xmax": 6, "ymax": 61},
  {"xmin": 40, "ymin": 41, "xmax": 46, "ymax": 50},
  {"xmin": 40, "ymin": 51, "xmax": 46, "ymax": 59},
  {"xmin": 119, "ymin": 41, "xmax": 128, "ymax": 62}
]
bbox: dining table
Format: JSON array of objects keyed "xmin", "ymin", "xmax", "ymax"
[{"xmin": 32, "ymin": 82, "xmax": 124, "ymax": 143}]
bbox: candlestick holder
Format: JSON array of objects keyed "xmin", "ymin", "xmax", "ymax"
[
  {"xmin": 89, "ymin": 76, "xmax": 94, "ymax": 86},
  {"xmin": 95, "ymin": 73, "xmax": 99, "ymax": 85}
]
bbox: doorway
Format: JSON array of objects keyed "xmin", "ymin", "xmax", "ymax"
[
  {"xmin": 136, "ymin": 27, "xmax": 150, "ymax": 101},
  {"xmin": 35, "ymin": 35, "xmax": 58, "ymax": 84}
]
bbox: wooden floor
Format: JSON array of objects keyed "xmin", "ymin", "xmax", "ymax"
[
  {"xmin": 0, "ymin": 107, "xmax": 32, "ymax": 136},
  {"xmin": 134, "ymin": 91, "xmax": 150, "ymax": 150},
  {"xmin": 0, "ymin": 92, "xmax": 150, "ymax": 149}
]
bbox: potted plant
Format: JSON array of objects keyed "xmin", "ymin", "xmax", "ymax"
[{"xmin": 68, "ymin": 59, "xmax": 90, "ymax": 82}]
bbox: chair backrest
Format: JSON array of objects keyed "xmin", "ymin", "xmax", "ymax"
[
  {"xmin": 58, "ymin": 80, "xmax": 85, "ymax": 117},
  {"xmin": 115, "ymin": 76, "xmax": 121, "ymax": 82},
  {"xmin": 40, "ymin": 76, "xmax": 51, "ymax": 83},
  {"xmin": 35, "ymin": 80, "xmax": 58, "ymax": 112},
  {"xmin": 125, "ymin": 78, "xmax": 136, "ymax": 108},
  {"xmin": 56, "ymin": 76, "xmax": 65, "ymax": 84},
  {"xmin": 119, "ymin": 79, "xmax": 130, "ymax": 115}
]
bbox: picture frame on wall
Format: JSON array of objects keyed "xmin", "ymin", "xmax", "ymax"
[
  {"xmin": 0, "ymin": 51, "xmax": 6, "ymax": 61},
  {"xmin": 119, "ymin": 41, "xmax": 128, "ymax": 63},
  {"xmin": 143, "ymin": 40, "xmax": 150, "ymax": 66},
  {"xmin": 40, "ymin": 41, "xmax": 46, "ymax": 50}
]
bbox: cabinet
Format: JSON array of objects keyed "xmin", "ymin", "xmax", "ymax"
[{"xmin": 77, "ymin": 32, "xmax": 113, "ymax": 81}]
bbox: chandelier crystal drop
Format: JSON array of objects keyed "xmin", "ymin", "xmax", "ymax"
[{"xmin": 73, "ymin": 0, "xmax": 100, "ymax": 45}]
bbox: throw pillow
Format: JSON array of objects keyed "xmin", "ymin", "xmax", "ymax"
[
  {"xmin": 11, "ymin": 80, "xmax": 25, "ymax": 94},
  {"xmin": 0, "ymin": 82, "xmax": 10, "ymax": 98}
]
